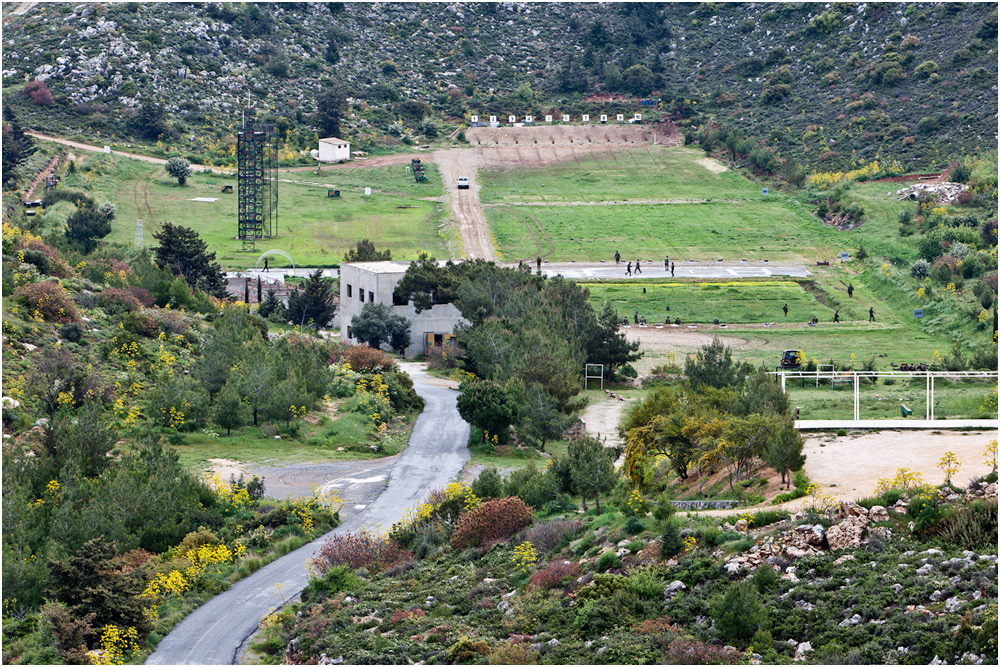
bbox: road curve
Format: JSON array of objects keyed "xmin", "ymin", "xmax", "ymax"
[{"xmin": 146, "ymin": 367, "xmax": 469, "ymax": 665}]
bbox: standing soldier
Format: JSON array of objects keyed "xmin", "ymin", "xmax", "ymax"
[
  {"xmin": 670, "ymin": 262, "xmax": 675, "ymax": 277},
  {"xmin": 869, "ymin": 307, "xmax": 875, "ymax": 322},
  {"xmin": 536, "ymin": 256, "xmax": 542, "ymax": 273},
  {"xmin": 783, "ymin": 303, "xmax": 788, "ymax": 317},
  {"xmin": 848, "ymin": 283, "xmax": 855, "ymax": 298},
  {"xmin": 615, "ymin": 250, "xmax": 621, "ymax": 264},
  {"xmin": 664, "ymin": 255, "xmax": 669, "ymax": 271}
]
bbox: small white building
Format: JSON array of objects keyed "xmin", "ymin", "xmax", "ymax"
[
  {"xmin": 340, "ymin": 261, "xmax": 468, "ymax": 357},
  {"xmin": 318, "ymin": 137, "xmax": 351, "ymax": 163}
]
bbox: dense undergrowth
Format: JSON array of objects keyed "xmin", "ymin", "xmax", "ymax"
[{"xmin": 251, "ymin": 469, "xmax": 998, "ymax": 665}]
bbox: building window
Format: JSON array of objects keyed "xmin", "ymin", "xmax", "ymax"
[
  {"xmin": 359, "ymin": 290, "xmax": 364, "ymax": 302},
  {"xmin": 368, "ymin": 291, "xmax": 374, "ymax": 302},
  {"xmin": 347, "ymin": 284, "xmax": 353, "ymax": 298}
]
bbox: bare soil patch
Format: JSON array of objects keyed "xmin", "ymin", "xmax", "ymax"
[
  {"xmin": 696, "ymin": 156, "xmax": 729, "ymax": 174},
  {"xmin": 624, "ymin": 326, "xmax": 773, "ymax": 374},
  {"xmin": 207, "ymin": 458, "xmax": 246, "ymax": 481},
  {"xmin": 802, "ymin": 429, "xmax": 991, "ymax": 501}
]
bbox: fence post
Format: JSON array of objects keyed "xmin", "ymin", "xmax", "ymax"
[{"xmin": 853, "ymin": 372, "xmax": 860, "ymax": 421}]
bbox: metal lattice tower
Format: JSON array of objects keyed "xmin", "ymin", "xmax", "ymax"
[{"xmin": 237, "ymin": 112, "xmax": 278, "ymax": 252}]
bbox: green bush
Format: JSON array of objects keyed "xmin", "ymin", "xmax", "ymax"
[
  {"xmin": 661, "ymin": 522, "xmax": 684, "ymax": 558},
  {"xmin": 627, "ymin": 565, "xmax": 664, "ymax": 600},
  {"xmin": 939, "ymin": 498, "xmax": 998, "ymax": 550},
  {"xmin": 711, "ymin": 580, "xmax": 767, "ymax": 644},
  {"xmin": 623, "ymin": 516, "xmax": 645, "ymax": 535},
  {"xmin": 596, "ymin": 550, "xmax": 621, "ymax": 572},
  {"xmin": 752, "ymin": 564, "xmax": 781, "ymax": 594},
  {"xmin": 470, "ymin": 466, "xmax": 504, "ymax": 500}
]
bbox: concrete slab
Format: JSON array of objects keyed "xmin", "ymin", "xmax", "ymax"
[
  {"xmin": 527, "ymin": 262, "xmax": 812, "ymax": 280},
  {"xmin": 796, "ymin": 419, "xmax": 999, "ymax": 430}
]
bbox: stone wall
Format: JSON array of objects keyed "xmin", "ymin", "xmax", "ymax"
[{"xmin": 669, "ymin": 500, "xmax": 741, "ymax": 510}]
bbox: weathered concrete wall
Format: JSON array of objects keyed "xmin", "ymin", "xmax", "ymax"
[{"xmin": 340, "ymin": 262, "xmax": 468, "ymax": 358}]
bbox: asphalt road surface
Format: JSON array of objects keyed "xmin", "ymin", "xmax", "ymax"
[{"xmin": 146, "ymin": 368, "xmax": 469, "ymax": 665}]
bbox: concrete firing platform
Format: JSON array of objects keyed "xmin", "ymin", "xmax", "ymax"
[
  {"xmin": 531, "ymin": 262, "xmax": 812, "ymax": 280},
  {"xmin": 796, "ymin": 419, "xmax": 999, "ymax": 430}
]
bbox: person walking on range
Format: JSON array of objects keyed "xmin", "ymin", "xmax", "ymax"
[
  {"xmin": 782, "ymin": 303, "xmax": 788, "ymax": 317},
  {"xmin": 670, "ymin": 262, "xmax": 675, "ymax": 277},
  {"xmin": 626, "ymin": 261, "xmax": 632, "ymax": 276},
  {"xmin": 833, "ymin": 310, "xmax": 840, "ymax": 323},
  {"xmin": 635, "ymin": 259, "xmax": 642, "ymax": 274},
  {"xmin": 869, "ymin": 307, "xmax": 875, "ymax": 322},
  {"xmin": 263, "ymin": 257, "xmax": 269, "ymax": 273},
  {"xmin": 848, "ymin": 283, "xmax": 854, "ymax": 298},
  {"xmin": 615, "ymin": 250, "xmax": 621, "ymax": 264},
  {"xmin": 536, "ymin": 256, "xmax": 542, "ymax": 273}
]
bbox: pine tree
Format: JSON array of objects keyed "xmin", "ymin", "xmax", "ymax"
[
  {"xmin": 286, "ymin": 269, "xmax": 337, "ymax": 329},
  {"xmin": 152, "ymin": 223, "xmax": 227, "ymax": 297}
]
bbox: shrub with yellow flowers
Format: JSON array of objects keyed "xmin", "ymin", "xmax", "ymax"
[
  {"xmin": 96, "ymin": 625, "xmax": 141, "ymax": 665},
  {"xmin": 512, "ymin": 541, "xmax": 538, "ymax": 574}
]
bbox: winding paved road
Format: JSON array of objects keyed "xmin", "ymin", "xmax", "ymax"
[{"xmin": 146, "ymin": 367, "xmax": 469, "ymax": 665}]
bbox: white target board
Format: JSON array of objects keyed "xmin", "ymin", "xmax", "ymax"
[
  {"xmin": 508, "ymin": 115, "xmax": 516, "ymax": 123},
  {"xmin": 562, "ymin": 114, "xmax": 570, "ymax": 122},
  {"xmin": 582, "ymin": 114, "xmax": 590, "ymax": 123},
  {"xmin": 525, "ymin": 115, "xmax": 533, "ymax": 123},
  {"xmin": 616, "ymin": 114, "xmax": 625, "ymax": 122},
  {"xmin": 600, "ymin": 114, "xmax": 608, "ymax": 123},
  {"xmin": 634, "ymin": 113, "xmax": 642, "ymax": 121},
  {"xmin": 471, "ymin": 115, "xmax": 479, "ymax": 123},
  {"xmin": 490, "ymin": 115, "xmax": 497, "ymax": 123},
  {"xmin": 545, "ymin": 114, "xmax": 553, "ymax": 123}
]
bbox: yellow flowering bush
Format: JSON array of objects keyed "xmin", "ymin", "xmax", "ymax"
[
  {"xmin": 96, "ymin": 625, "xmax": 140, "ymax": 665},
  {"xmin": 512, "ymin": 541, "xmax": 538, "ymax": 574},
  {"xmin": 984, "ymin": 439, "xmax": 998, "ymax": 474},
  {"xmin": 938, "ymin": 451, "xmax": 961, "ymax": 486},
  {"xmin": 874, "ymin": 467, "xmax": 928, "ymax": 495}
]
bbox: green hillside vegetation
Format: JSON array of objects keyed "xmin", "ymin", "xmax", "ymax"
[
  {"xmin": 1, "ymin": 3, "xmax": 995, "ymax": 175},
  {"xmin": 248, "ymin": 458, "xmax": 999, "ymax": 666}
]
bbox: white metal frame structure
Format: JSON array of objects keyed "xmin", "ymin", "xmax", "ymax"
[{"xmin": 773, "ymin": 370, "xmax": 998, "ymax": 426}]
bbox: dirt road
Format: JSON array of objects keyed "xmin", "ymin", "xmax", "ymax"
[
  {"xmin": 26, "ymin": 132, "xmax": 226, "ymax": 173},
  {"xmin": 9, "ymin": 2, "xmax": 38, "ymax": 17}
]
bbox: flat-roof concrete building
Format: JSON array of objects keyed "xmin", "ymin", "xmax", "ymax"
[
  {"xmin": 339, "ymin": 261, "xmax": 467, "ymax": 357},
  {"xmin": 318, "ymin": 137, "xmax": 351, "ymax": 163}
]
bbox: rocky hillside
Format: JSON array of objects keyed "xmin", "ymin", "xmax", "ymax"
[
  {"xmin": 2, "ymin": 2, "xmax": 996, "ymax": 172},
  {"xmin": 249, "ymin": 477, "xmax": 998, "ymax": 665}
]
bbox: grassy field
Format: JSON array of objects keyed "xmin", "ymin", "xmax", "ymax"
[
  {"xmin": 478, "ymin": 146, "xmax": 760, "ymax": 204},
  {"xmin": 786, "ymin": 378, "xmax": 996, "ymax": 420},
  {"xmin": 481, "ymin": 147, "xmax": 930, "ymax": 263},
  {"xmin": 488, "ymin": 200, "xmax": 835, "ymax": 262},
  {"xmin": 50, "ymin": 153, "xmax": 449, "ymax": 267},
  {"xmin": 585, "ymin": 279, "xmax": 840, "ymax": 324}
]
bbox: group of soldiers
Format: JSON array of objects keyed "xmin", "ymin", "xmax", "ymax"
[{"xmin": 615, "ymin": 251, "xmax": 674, "ymax": 277}]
